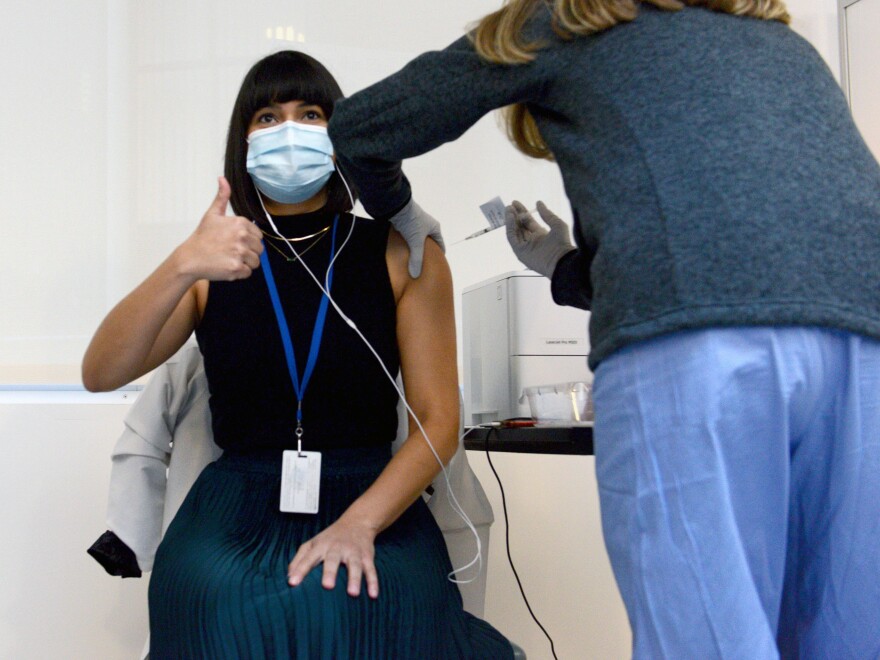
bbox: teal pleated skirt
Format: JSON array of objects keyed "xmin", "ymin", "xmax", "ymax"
[{"xmin": 148, "ymin": 446, "xmax": 513, "ymax": 659}]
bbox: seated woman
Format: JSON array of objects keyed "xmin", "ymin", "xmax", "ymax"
[{"xmin": 82, "ymin": 50, "xmax": 513, "ymax": 659}]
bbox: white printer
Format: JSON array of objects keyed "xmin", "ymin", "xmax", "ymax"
[{"xmin": 462, "ymin": 270, "xmax": 591, "ymax": 425}]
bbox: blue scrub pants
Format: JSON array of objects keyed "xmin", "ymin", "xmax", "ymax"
[{"xmin": 592, "ymin": 327, "xmax": 880, "ymax": 659}]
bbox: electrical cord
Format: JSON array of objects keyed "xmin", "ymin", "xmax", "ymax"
[
  {"xmin": 257, "ymin": 175, "xmax": 483, "ymax": 584},
  {"xmin": 261, "ymin": 174, "xmax": 556, "ymax": 653},
  {"xmin": 484, "ymin": 427, "xmax": 559, "ymax": 660}
]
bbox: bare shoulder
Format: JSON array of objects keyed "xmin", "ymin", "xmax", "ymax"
[
  {"xmin": 417, "ymin": 237, "xmax": 452, "ymax": 291},
  {"xmin": 386, "ymin": 228, "xmax": 409, "ymax": 269},
  {"xmin": 385, "ymin": 229, "xmax": 451, "ymax": 303},
  {"xmin": 386, "ymin": 228, "xmax": 409, "ymax": 303}
]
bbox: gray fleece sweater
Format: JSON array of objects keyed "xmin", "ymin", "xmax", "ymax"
[{"xmin": 329, "ymin": 5, "xmax": 880, "ymax": 369}]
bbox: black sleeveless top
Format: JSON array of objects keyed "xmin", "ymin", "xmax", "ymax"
[{"xmin": 196, "ymin": 209, "xmax": 400, "ymax": 452}]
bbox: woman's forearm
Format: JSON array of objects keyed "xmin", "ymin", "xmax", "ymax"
[
  {"xmin": 339, "ymin": 417, "xmax": 458, "ymax": 535},
  {"xmin": 81, "ymin": 248, "xmax": 198, "ymax": 392},
  {"xmin": 83, "ymin": 178, "xmax": 265, "ymax": 392}
]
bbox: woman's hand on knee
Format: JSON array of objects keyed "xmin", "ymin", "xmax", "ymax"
[{"xmin": 287, "ymin": 519, "xmax": 380, "ymax": 599}]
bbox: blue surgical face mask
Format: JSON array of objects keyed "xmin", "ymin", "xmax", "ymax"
[{"xmin": 246, "ymin": 121, "xmax": 335, "ymax": 205}]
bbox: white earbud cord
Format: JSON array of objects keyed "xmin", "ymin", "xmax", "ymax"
[{"xmin": 256, "ymin": 176, "xmax": 482, "ymax": 584}]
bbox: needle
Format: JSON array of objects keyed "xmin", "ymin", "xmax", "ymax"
[
  {"xmin": 451, "ymin": 208, "xmax": 538, "ymax": 246},
  {"xmin": 464, "ymin": 226, "xmax": 498, "ymax": 240}
]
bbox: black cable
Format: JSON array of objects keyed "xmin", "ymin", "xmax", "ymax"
[{"xmin": 485, "ymin": 428, "xmax": 559, "ymax": 660}]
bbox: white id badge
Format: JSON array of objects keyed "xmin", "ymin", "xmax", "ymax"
[{"xmin": 280, "ymin": 450, "xmax": 321, "ymax": 514}]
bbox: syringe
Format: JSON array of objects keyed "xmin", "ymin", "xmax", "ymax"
[
  {"xmin": 453, "ymin": 207, "xmax": 538, "ymax": 245},
  {"xmin": 463, "ymin": 226, "xmax": 500, "ymax": 241}
]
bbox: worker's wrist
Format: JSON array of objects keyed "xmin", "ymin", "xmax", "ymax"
[{"xmin": 552, "ymin": 246, "xmax": 577, "ymax": 274}]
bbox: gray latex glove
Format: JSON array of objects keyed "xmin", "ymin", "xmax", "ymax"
[
  {"xmin": 389, "ymin": 198, "xmax": 445, "ymax": 278},
  {"xmin": 505, "ymin": 200, "xmax": 576, "ymax": 278}
]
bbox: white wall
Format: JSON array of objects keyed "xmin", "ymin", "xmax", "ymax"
[
  {"xmin": 788, "ymin": 0, "xmax": 841, "ymax": 74},
  {"xmin": 0, "ymin": 0, "xmax": 865, "ymax": 658},
  {"xmin": 0, "ymin": 395, "xmax": 147, "ymax": 660},
  {"xmin": 0, "ymin": 1, "xmax": 111, "ymax": 374},
  {"xmin": 118, "ymin": 0, "xmax": 562, "ymax": 387},
  {"xmin": 0, "ymin": 0, "xmax": 562, "ymax": 385},
  {"xmin": 0, "ymin": 0, "xmax": 847, "ymax": 386},
  {"xmin": 840, "ymin": 0, "xmax": 880, "ymax": 161}
]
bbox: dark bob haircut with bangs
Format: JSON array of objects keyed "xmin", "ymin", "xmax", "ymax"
[{"xmin": 224, "ymin": 50, "xmax": 354, "ymax": 221}]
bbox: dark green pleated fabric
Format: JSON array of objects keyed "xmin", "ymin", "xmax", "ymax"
[{"xmin": 149, "ymin": 447, "xmax": 513, "ymax": 659}]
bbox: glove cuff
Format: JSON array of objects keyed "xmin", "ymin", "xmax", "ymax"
[{"xmin": 388, "ymin": 197, "xmax": 417, "ymax": 227}]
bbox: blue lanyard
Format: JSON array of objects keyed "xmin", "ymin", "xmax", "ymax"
[{"xmin": 260, "ymin": 216, "xmax": 339, "ymax": 446}]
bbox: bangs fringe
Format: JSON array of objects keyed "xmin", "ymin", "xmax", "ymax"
[{"xmin": 244, "ymin": 52, "xmax": 342, "ymax": 120}]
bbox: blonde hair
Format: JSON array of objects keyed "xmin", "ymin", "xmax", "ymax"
[{"xmin": 472, "ymin": 0, "xmax": 791, "ymax": 160}]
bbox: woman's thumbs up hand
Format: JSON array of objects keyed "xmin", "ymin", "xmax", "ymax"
[{"xmin": 175, "ymin": 177, "xmax": 264, "ymax": 282}]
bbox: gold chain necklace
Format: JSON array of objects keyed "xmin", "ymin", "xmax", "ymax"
[
  {"xmin": 263, "ymin": 229, "xmax": 328, "ymax": 263},
  {"xmin": 260, "ymin": 224, "xmax": 330, "ymax": 243}
]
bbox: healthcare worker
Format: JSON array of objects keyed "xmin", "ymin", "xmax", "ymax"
[
  {"xmin": 82, "ymin": 50, "xmax": 513, "ymax": 659},
  {"xmin": 327, "ymin": 0, "xmax": 880, "ymax": 657}
]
